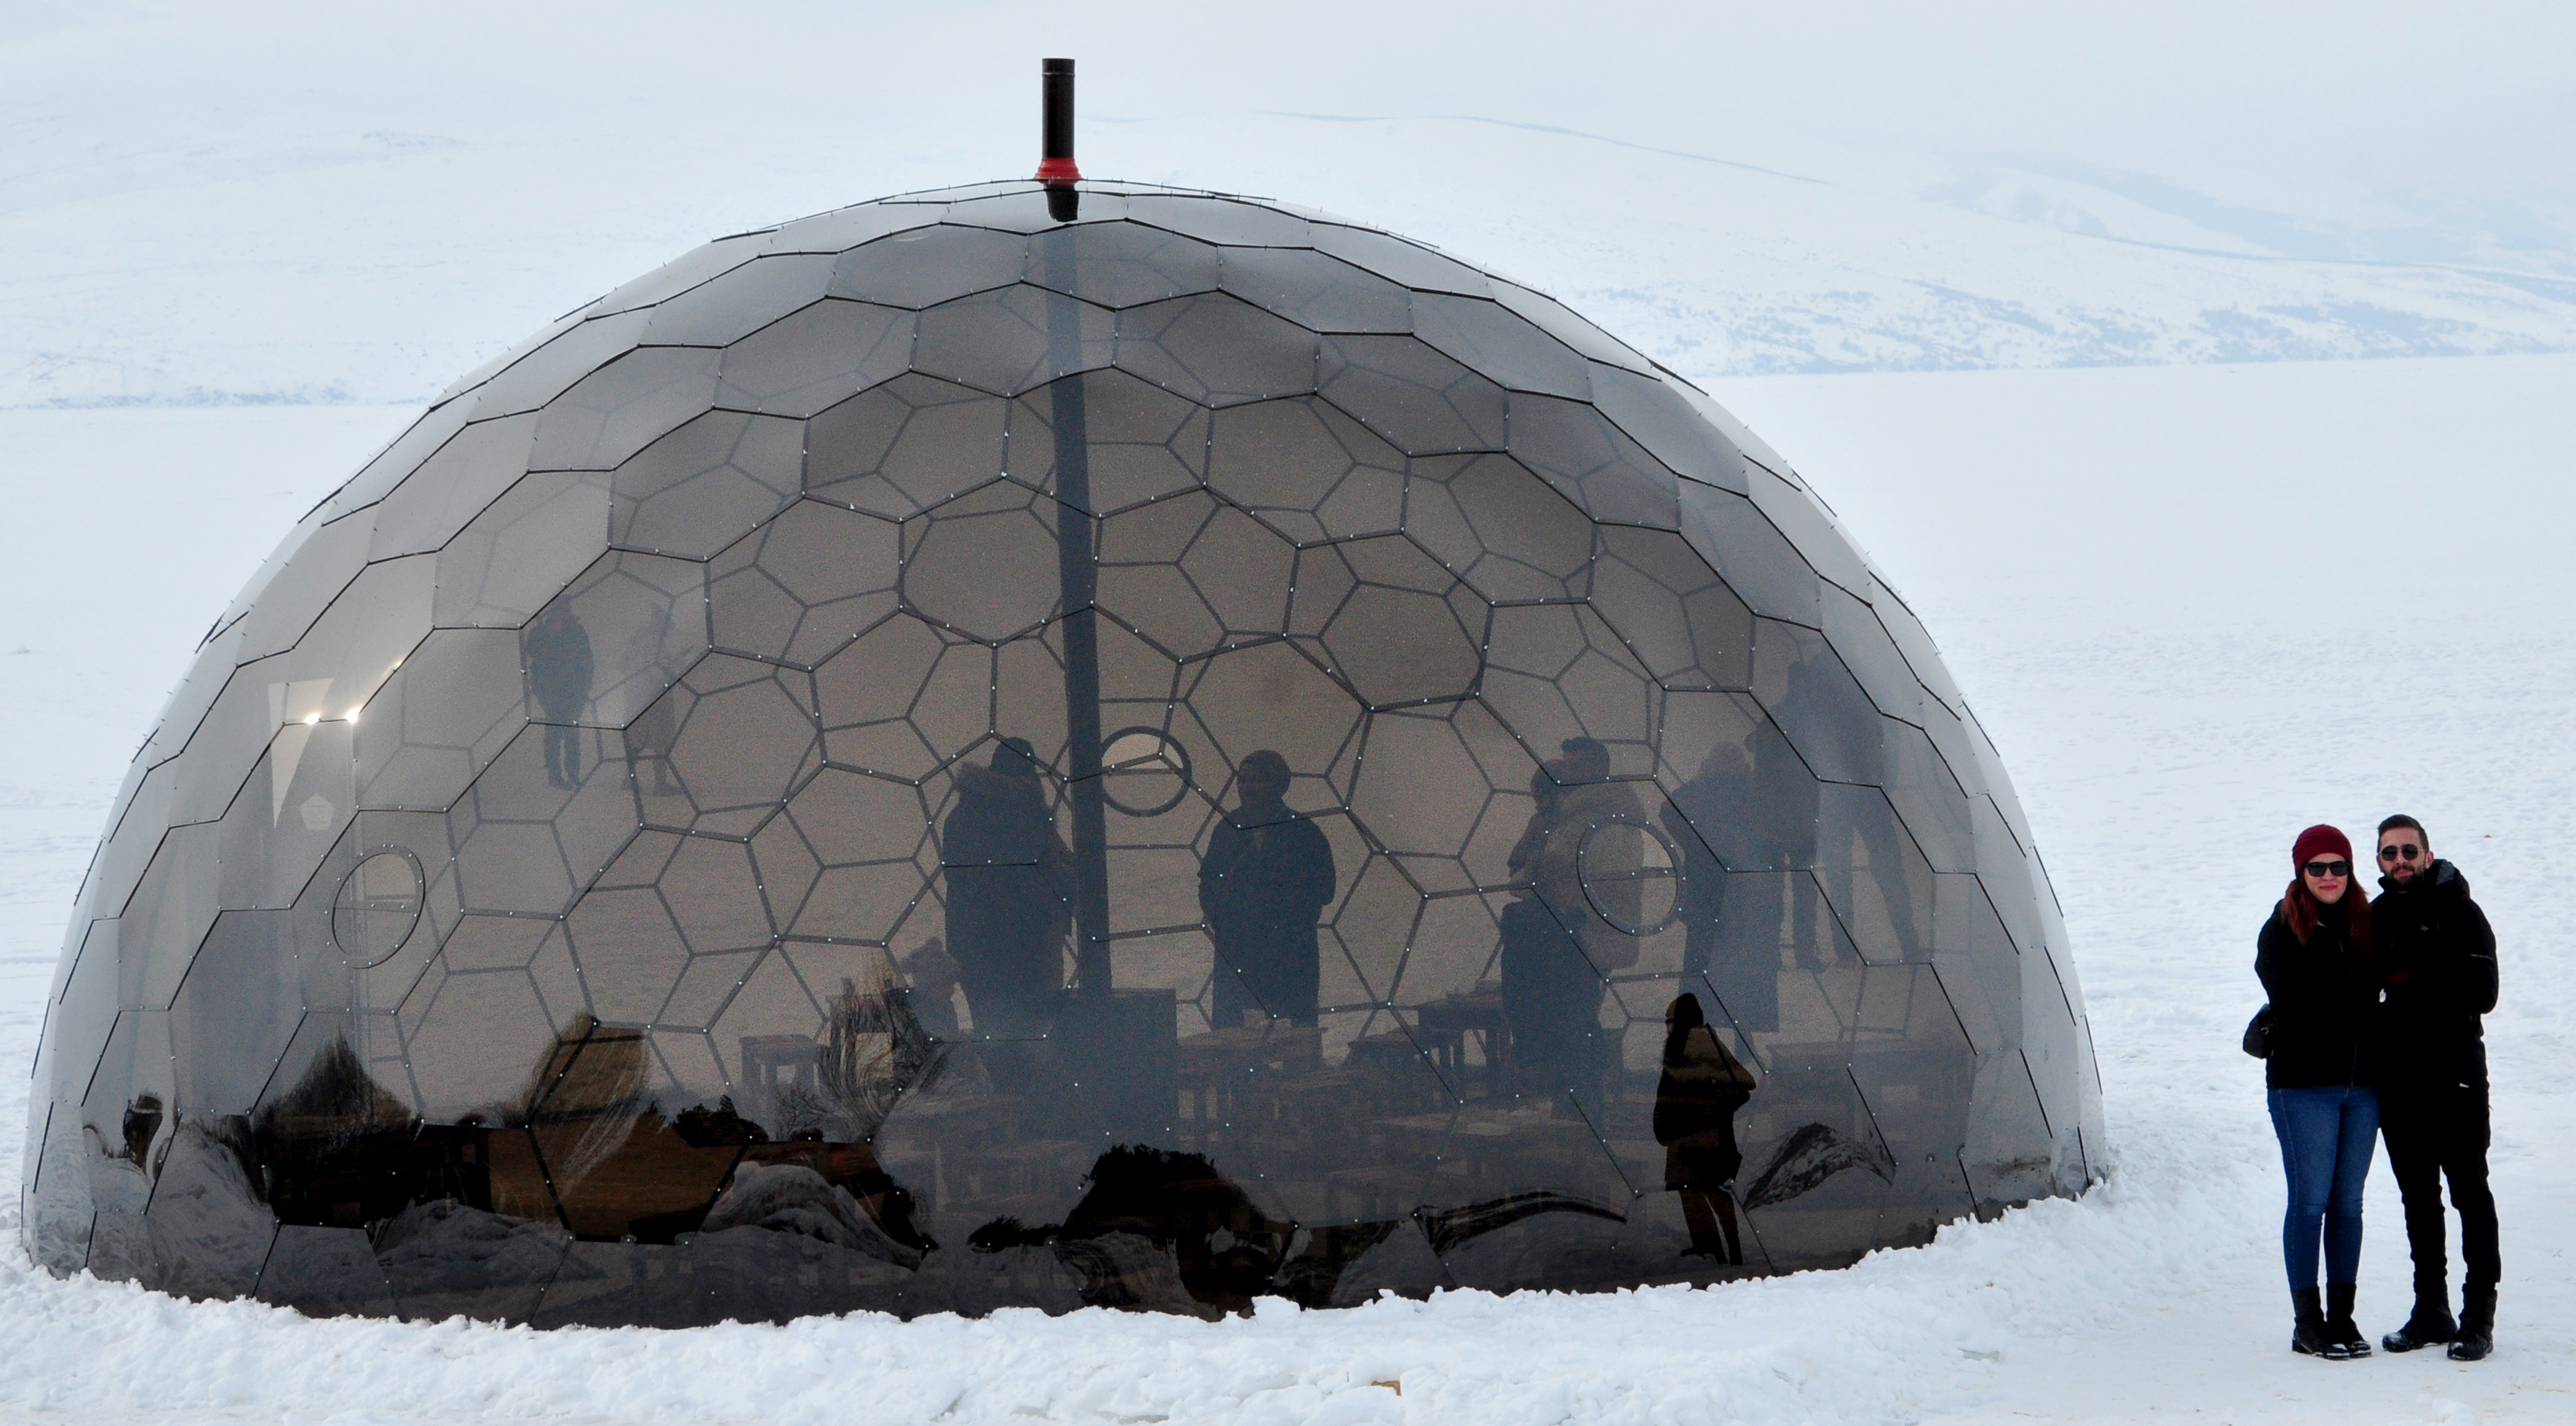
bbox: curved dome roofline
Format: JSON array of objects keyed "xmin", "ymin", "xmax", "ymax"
[{"xmin": 24, "ymin": 171, "xmax": 2102, "ymax": 1326}]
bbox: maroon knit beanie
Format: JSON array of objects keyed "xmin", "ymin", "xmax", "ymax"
[{"xmin": 2291, "ymin": 824, "xmax": 2352, "ymax": 869}]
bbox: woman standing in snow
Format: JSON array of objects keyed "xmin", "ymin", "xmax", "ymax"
[
  {"xmin": 2255, "ymin": 824, "xmax": 2383, "ymax": 1360},
  {"xmin": 1654, "ymin": 993, "xmax": 1757, "ymax": 1263}
]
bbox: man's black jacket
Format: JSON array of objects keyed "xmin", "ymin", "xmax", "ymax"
[{"xmin": 2373, "ymin": 859, "xmax": 2499, "ymax": 1092}]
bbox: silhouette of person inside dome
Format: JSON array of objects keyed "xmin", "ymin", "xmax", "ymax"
[
  {"xmin": 1500, "ymin": 740, "xmax": 1642, "ymax": 1104},
  {"xmin": 1503, "ymin": 766, "xmax": 1584, "ymax": 1100},
  {"xmin": 622, "ymin": 601, "xmax": 679, "ymax": 796},
  {"xmin": 1670, "ymin": 743, "xmax": 1780, "ymax": 1032},
  {"xmin": 1772, "ymin": 652, "xmax": 1922, "ymax": 963},
  {"xmin": 901, "ymin": 937, "xmax": 963, "ymax": 1041},
  {"xmin": 1754, "ymin": 663, "xmax": 1828, "ymax": 968},
  {"xmin": 1538, "ymin": 740, "xmax": 1648, "ymax": 957},
  {"xmin": 1199, "ymin": 750, "xmax": 1336, "ymax": 1028},
  {"xmin": 1654, "ymin": 992, "xmax": 1756, "ymax": 1263},
  {"xmin": 524, "ymin": 606, "xmax": 594, "ymax": 788},
  {"xmin": 941, "ymin": 738, "xmax": 1073, "ymax": 1041}
]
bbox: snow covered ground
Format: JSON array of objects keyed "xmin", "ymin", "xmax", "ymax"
[{"xmin": 1, "ymin": 352, "xmax": 2569, "ymax": 1424}]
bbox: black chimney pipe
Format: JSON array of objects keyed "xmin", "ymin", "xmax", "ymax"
[
  {"xmin": 1038, "ymin": 58, "xmax": 1080, "ymax": 183},
  {"xmin": 1038, "ymin": 58, "xmax": 1080, "ymax": 222}
]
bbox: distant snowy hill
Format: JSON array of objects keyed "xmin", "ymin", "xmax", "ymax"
[
  {"xmin": 1262, "ymin": 116, "xmax": 2576, "ymax": 376},
  {"xmin": 2, "ymin": 4, "xmax": 2571, "ymax": 407}
]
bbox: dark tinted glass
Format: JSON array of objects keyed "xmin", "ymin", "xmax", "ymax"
[{"xmin": 24, "ymin": 182, "xmax": 2097, "ymax": 1327}]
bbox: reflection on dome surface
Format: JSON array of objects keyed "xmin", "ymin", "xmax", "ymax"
[{"xmin": 22, "ymin": 179, "xmax": 2102, "ymax": 1325}]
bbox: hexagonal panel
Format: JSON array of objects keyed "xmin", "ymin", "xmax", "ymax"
[
  {"xmin": 652, "ymin": 654, "xmax": 821, "ymax": 833},
  {"xmin": 608, "ymin": 410, "xmax": 803, "ymax": 559},
  {"xmin": 445, "ymin": 721, "xmax": 641, "ymax": 917},
  {"xmin": 1592, "ymin": 526, "xmax": 1755, "ymax": 692},
  {"xmin": 1206, "ymin": 396, "xmax": 1406, "ymax": 544},
  {"xmin": 1317, "ymin": 334, "xmax": 1507, "ymax": 456},
  {"xmin": 354, "ymin": 628, "xmax": 527, "ymax": 812},
  {"xmin": 912, "ymin": 284, "xmax": 1113, "ymax": 396},
  {"xmin": 529, "ymin": 348, "xmax": 723, "ymax": 474},
  {"xmin": 805, "ymin": 372, "xmax": 1008, "ymax": 519},
  {"xmin": 1409, "ymin": 294, "xmax": 1590, "ymax": 399},
  {"xmin": 1217, "ymin": 246, "xmax": 1412, "ymax": 333},
  {"xmin": 1402, "ymin": 453, "xmax": 1597, "ymax": 603},
  {"xmin": 430, "ymin": 469, "xmax": 614, "ymax": 630},
  {"xmin": 1304, "ymin": 539, "xmax": 1484, "ymax": 709},
  {"xmin": 1008, "ymin": 369, "xmax": 1209, "ymax": 515},
  {"xmin": 1025, "ymin": 222, "xmax": 1222, "ymax": 309},
  {"xmin": 1507, "ymin": 393, "xmax": 1681, "ymax": 530},
  {"xmin": 714, "ymin": 299, "xmax": 912, "ymax": 417},
  {"xmin": 899, "ymin": 482, "xmax": 1068, "ymax": 642},
  {"xmin": 828, "ymin": 225, "xmax": 1028, "ymax": 309},
  {"xmin": 639, "ymin": 253, "xmax": 839, "ymax": 347},
  {"xmin": 367, "ymin": 414, "xmax": 540, "ymax": 560},
  {"xmin": 1113, "ymin": 294, "xmax": 1320, "ymax": 407}
]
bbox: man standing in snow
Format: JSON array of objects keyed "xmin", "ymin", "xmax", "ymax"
[{"xmin": 2371, "ymin": 815, "xmax": 2501, "ymax": 1361}]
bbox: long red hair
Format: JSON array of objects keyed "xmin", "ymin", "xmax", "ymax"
[{"xmin": 2279, "ymin": 875, "xmax": 2372, "ymax": 949}]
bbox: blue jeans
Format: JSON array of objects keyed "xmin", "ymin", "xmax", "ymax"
[{"xmin": 2268, "ymin": 1085, "xmax": 2379, "ymax": 1290}]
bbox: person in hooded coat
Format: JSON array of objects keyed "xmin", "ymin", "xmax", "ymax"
[
  {"xmin": 941, "ymin": 739, "xmax": 1073, "ymax": 1041},
  {"xmin": 2255, "ymin": 823, "xmax": 2383, "ymax": 1360},
  {"xmin": 1653, "ymin": 993, "xmax": 1757, "ymax": 1264}
]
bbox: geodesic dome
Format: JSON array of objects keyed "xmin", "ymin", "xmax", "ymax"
[{"xmin": 23, "ymin": 179, "xmax": 2102, "ymax": 1325}]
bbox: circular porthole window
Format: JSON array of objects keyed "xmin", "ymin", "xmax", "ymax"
[
  {"xmin": 1097, "ymin": 726, "xmax": 1193, "ymax": 817},
  {"xmin": 1575, "ymin": 815, "xmax": 1686, "ymax": 936},
  {"xmin": 331, "ymin": 849, "xmax": 425, "ymax": 968}
]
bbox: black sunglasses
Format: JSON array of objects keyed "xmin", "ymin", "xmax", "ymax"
[
  {"xmin": 2303, "ymin": 860, "xmax": 2352, "ymax": 879},
  {"xmin": 2379, "ymin": 843, "xmax": 2423, "ymax": 862}
]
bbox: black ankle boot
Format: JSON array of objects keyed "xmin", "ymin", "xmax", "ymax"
[
  {"xmin": 2290, "ymin": 1288, "xmax": 2332, "ymax": 1357},
  {"xmin": 2382, "ymin": 1282, "xmax": 2456, "ymax": 1352},
  {"xmin": 2449, "ymin": 1285, "xmax": 2495, "ymax": 1361},
  {"xmin": 2323, "ymin": 1282, "xmax": 2371, "ymax": 1359}
]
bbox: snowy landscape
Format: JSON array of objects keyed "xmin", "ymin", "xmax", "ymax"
[{"xmin": 3, "ymin": 3, "xmax": 2572, "ymax": 1422}]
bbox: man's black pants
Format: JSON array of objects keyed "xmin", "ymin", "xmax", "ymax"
[{"xmin": 2379, "ymin": 1084, "xmax": 2501, "ymax": 1290}]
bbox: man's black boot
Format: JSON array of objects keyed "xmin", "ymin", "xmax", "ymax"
[
  {"xmin": 2323, "ymin": 1282, "xmax": 2371, "ymax": 1359},
  {"xmin": 2382, "ymin": 1280, "xmax": 2457, "ymax": 1352},
  {"xmin": 2290, "ymin": 1288, "xmax": 2332, "ymax": 1357},
  {"xmin": 2448, "ymin": 1285, "xmax": 2496, "ymax": 1361}
]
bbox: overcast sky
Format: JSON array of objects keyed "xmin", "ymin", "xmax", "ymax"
[
  {"xmin": 7, "ymin": 0, "xmax": 2568, "ymax": 222},
  {"xmin": 4, "ymin": 0, "xmax": 2570, "ymax": 404},
  {"xmin": 1064, "ymin": 1, "xmax": 2576, "ymax": 215}
]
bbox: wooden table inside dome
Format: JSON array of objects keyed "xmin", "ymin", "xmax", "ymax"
[
  {"xmin": 1368, "ymin": 1102, "xmax": 1616, "ymax": 1191},
  {"xmin": 1173, "ymin": 1022, "xmax": 1323, "ymax": 1128},
  {"xmin": 1407, "ymin": 987, "xmax": 1514, "ymax": 1101}
]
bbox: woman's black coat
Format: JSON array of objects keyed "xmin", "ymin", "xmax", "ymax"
[{"xmin": 2254, "ymin": 898, "xmax": 2382, "ymax": 1090}]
